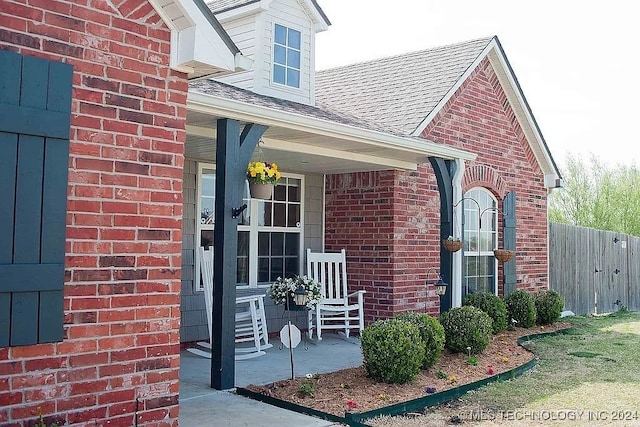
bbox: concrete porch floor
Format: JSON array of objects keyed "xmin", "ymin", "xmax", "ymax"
[{"xmin": 179, "ymin": 333, "xmax": 363, "ymax": 426}]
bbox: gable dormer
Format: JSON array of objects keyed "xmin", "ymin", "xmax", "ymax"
[{"xmin": 208, "ymin": 0, "xmax": 329, "ymax": 105}]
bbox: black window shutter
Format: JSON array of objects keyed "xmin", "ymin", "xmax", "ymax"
[
  {"xmin": 0, "ymin": 50, "xmax": 72, "ymax": 347},
  {"xmin": 502, "ymin": 191, "xmax": 517, "ymax": 295}
]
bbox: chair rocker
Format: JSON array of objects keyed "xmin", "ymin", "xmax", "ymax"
[
  {"xmin": 306, "ymin": 248, "xmax": 365, "ymax": 340},
  {"xmin": 188, "ymin": 247, "xmax": 270, "ymax": 360}
]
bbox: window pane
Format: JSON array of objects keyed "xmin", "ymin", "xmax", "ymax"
[
  {"xmin": 270, "ymin": 258, "xmax": 283, "ymax": 281},
  {"xmin": 259, "ymin": 201, "xmax": 271, "ymax": 226},
  {"xmin": 258, "ymin": 258, "xmax": 269, "ymax": 282},
  {"xmin": 238, "ymin": 231, "xmax": 249, "ymax": 256},
  {"xmin": 285, "ymin": 257, "xmax": 298, "ymax": 277},
  {"xmin": 287, "ymin": 68, "xmax": 300, "ymax": 88},
  {"xmin": 237, "ymin": 258, "xmax": 248, "ymax": 286},
  {"xmin": 274, "ymin": 24, "xmax": 286, "ymax": 45},
  {"xmin": 201, "ymin": 199, "xmax": 214, "ymax": 225},
  {"xmin": 273, "ymin": 203, "xmax": 286, "ymax": 226},
  {"xmin": 274, "ymin": 44, "xmax": 286, "ymax": 65},
  {"xmin": 202, "ymin": 174, "xmax": 215, "ymax": 197},
  {"xmin": 200, "ymin": 230, "xmax": 213, "ymax": 249},
  {"xmin": 258, "ymin": 232, "xmax": 269, "ymax": 256},
  {"xmin": 285, "ymin": 232, "xmax": 299, "ymax": 256},
  {"xmin": 287, "ymin": 48, "xmax": 300, "ymax": 68},
  {"xmin": 288, "ymin": 28, "xmax": 301, "ymax": 49},
  {"xmin": 273, "ymin": 64, "xmax": 285, "ymax": 84},
  {"xmin": 274, "ymin": 184, "xmax": 286, "ymax": 201},
  {"xmin": 271, "ymin": 232, "xmax": 284, "ymax": 256},
  {"xmin": 288, "ymin": 181, "xmax": 300, "ymax": 202},
  {"xmin": 287, "ymin": 204, "xmax": 300, "ymax": 227}
]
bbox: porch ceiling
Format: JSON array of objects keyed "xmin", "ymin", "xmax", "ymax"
[{"xmin": 186, "ymin": 89, "xmax": 476, "ymax": 175}]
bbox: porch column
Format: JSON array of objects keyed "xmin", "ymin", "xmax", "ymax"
[
  {"xmin": 428, "ymin": 157, "xmax": 458, "ymax": 312},
  {"xmin": 212, "ymin": 118, "xmax": 267, "ymax": 390}
]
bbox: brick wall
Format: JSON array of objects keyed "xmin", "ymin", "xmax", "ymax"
[
  {"xmin": 0, "ymin": 1, "xmax": 186, "ymax": 425},
  {"xmin": 325, "ymin": 170, "xmax": 442, "ymax": 322},
  {"xmin": 421, "ymin": 58, "xmax": 549, "ymax": 293},
  {"xmin": 325, "ymin": 57, "xmax": 549, "ymax": 322}
]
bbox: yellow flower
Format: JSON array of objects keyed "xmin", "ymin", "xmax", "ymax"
[{"xmin": 502, "ymin": 356, "xmax": 509, "ymax": 363}]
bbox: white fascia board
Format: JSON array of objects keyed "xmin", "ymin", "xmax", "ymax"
[
  {"xmin": 300, "ymin": 0, "xmax": 329, "ymax": 32},
  {"xmin": 188, "ymin": 90, "xmax": 477, "ymax": 162},
  {"xmin": 487, "ymin": 47, "xmax": 562, "ymax": 187},
  {"xmin": 150, "ymin": 0, "xmax": 244, "ymax": 74}
]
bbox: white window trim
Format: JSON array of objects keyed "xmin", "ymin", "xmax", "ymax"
[
  {"xmin": 271, "ymin": 22, "xmax": 303, "ymax": 90},
  {"xmin": 463, "ymin": 187, "xmax": 499, "ymax": 295},
  {"xmin": 195, "ymin": 163, "xmax": 305, "ymax": 291}
]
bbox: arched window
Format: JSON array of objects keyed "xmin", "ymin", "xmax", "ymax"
[{"xmin": 463, "ymin": 188, "xmax": 498, "ymax": 296}]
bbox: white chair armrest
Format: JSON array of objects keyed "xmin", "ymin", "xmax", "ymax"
[{"xmin": 346, "ymin": 290, "xmax": 366, "ymax": 298}]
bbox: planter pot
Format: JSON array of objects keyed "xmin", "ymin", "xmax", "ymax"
[
  {"xmin": 493, "ymin": 249, "xmax": 515, "ymax": 263},
  {"xmin": 249, "ymin": 182, "xmax": 274, "ymax": 200},
  {"xmin": 442, "ymin": 239, "xmax": 462, "ymax": 252}
]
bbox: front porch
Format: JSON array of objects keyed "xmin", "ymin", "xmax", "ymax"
[{"xmin": 179, "ymin": 333, "xmax": 362, "ymax": 425}]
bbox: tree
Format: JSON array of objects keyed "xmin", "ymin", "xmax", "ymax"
[{"xmin": 549, "ymin": 154, "xmax": 640, "ymax": 237}]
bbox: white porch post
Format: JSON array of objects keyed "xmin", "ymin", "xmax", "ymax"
[{"xmin": 451, "ymin": 158, "xmax": 465, "ymax": 308}]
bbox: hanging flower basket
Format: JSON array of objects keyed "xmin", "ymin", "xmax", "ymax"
[
  {"xmin": 247, "ymin": 161, "xmax": 281, "ymax": 200},
  {"xmin": 493, "ymin": 249, "xmax": 515, "ymax": 263},
  {"xmin": 442, "ymin": 239, "xmax": 463, "ymax": 252},
  {"xmin": 249, "ymin": 182, "xmax": 274, "ymax": 200}
]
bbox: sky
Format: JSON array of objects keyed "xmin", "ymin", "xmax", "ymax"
[{"xmin": 314, "ymin": 1, "xmax": 640, "ymax": 170}]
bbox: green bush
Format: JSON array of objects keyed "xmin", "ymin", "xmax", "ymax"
[
  {"xmin": 360, "ymin": 318, "xmax": 425, "ymax": 384},
  {"xmin": 439, "ymin": 306, "xmax": 492, "ymax": 354},
  {"xmin": 504, "ymin": 289, "xmax": 537, "ymax": 328},
  {"xmin": 463, "ymin": 292, "xmax": 508, "ymax": 334},
  {"xmin": 396, "ymin": 312, "xmax": 445, "ymax": 369},
  {"xmin": 535, "ymin": 290, "xmax": 564, "ymax": 325}
]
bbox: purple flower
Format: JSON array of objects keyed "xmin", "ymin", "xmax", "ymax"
[{"xmin": 425, "ymin": 386, "xmax": 436, "ymax": 394}]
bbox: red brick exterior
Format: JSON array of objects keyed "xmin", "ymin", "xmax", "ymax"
[
  {"xmin": 325, "ymin": 57, "xmax": 549, "ymax": 322},
  {"xmin": 0, "ymin": 1, "xmax": 186, "ymax": 425}
]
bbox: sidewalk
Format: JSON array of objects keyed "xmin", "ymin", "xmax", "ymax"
[{"xmin": 179, "ymin": 333, "xmax": 363, "ymax": 426}]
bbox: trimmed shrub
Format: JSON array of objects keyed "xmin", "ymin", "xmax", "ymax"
[
  {"xmin": 360, "ymin": 318, "xmax": 425, "ymax": 384},
  {"xmin": 396, "ymin": 312, "xmax": 445, "ymax": 369},
  {"xmin": 463, "ymin": 292, "xmax": 508, "ymax": 334},
  {"xmin": 439, "ymin": 306, "xmax": 492, "ymax": 354},
  {"xmin": 504, "ymin": 289, "xmax": 537, "ymax": 328},
  {"xmin": 535, "ymin": 290, "xmax": 564, "ymax": 325}
]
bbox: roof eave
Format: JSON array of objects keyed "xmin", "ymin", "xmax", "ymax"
[
  {"xmin": 187, "ymin": 90, "xmax": 477, "ymax": 163},
  {"xmin": 150, "ymin": 0, "xmax": 249, "ymax": 78}
]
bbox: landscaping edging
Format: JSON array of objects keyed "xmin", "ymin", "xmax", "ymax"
[{"xmin": 236, "ymin": 327, "xmax": 572, "ymax": 427}]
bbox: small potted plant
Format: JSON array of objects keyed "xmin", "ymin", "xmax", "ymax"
[
  {"xmin": 267, "ymin": 275, "xmax": 322, "ymax": 310},
  {"xmin": 442, "ymin": 236, "xmax": 462, "ymax": 252},
  {"xmin": 246, "ymin": 161, "xmax": 281, "ymax": 199}
]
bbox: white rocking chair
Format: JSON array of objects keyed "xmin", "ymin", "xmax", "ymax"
[
  {"xmin": 188, "ymin": 247, "xmax": 271, "ymax": 360},
  {"xmin": 306, "ymin": 248, "xmax": 366, "ymax": 340}
]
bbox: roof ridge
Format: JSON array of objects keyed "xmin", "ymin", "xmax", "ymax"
[{"xmin": 317, "ymin": 36, "xmax": 494, "ymax": 73}]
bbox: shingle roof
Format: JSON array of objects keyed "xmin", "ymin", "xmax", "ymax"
[
  {"xmin": 189, "ymin": 79, "xmax": 408, "ymax": 137},
  {"xmin": 207, "ymin": 0, "xmax": 330, "ymax": 25},
  {"xmin": 315, "ymin": 37, "xmax": 493, "ymax": 136},
  {"xmin": 207, "ymin": 0, "xmax": 257, "ymax": 14}
]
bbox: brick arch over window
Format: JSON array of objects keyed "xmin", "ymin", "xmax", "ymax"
[{"xmin": 463, "ymin": 164, "xmax": 509, "ymax": 198}]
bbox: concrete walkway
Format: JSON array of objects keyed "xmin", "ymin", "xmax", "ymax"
[{"xmin": 179, "ymin": 333, "xmax": 363, "ymax": 426}]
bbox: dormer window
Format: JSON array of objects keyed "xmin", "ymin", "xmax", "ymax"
[{"xmin": 273, "ymin": 24, "xmax": 301, "ymax": 88}]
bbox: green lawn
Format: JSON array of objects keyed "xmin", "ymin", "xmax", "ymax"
[{"xmin": 371, "ymin": 311, "xmax": 640, "ymax": 426}]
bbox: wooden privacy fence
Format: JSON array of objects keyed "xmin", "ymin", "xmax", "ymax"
[{"xmin": 549, "ymin": 222, "xmax": 640, "ymax": 315}]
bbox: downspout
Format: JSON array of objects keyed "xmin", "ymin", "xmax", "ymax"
[{"xmin": 451, "ymin": 158, "xmax": 465, "ymax": 308}]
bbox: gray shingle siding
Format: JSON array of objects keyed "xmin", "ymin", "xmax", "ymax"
[{"xmin": 179, "ymin": 168, "xmax": 324, "ymax": 343}]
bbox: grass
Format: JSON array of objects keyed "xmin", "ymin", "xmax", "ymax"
[
  {"xmin": 464, "ymin": 311, "xmax": 640, "ymax": 410},
  {"xmin": 370, "ymin": 311, "xmax": 640, "ymax": 426}
]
